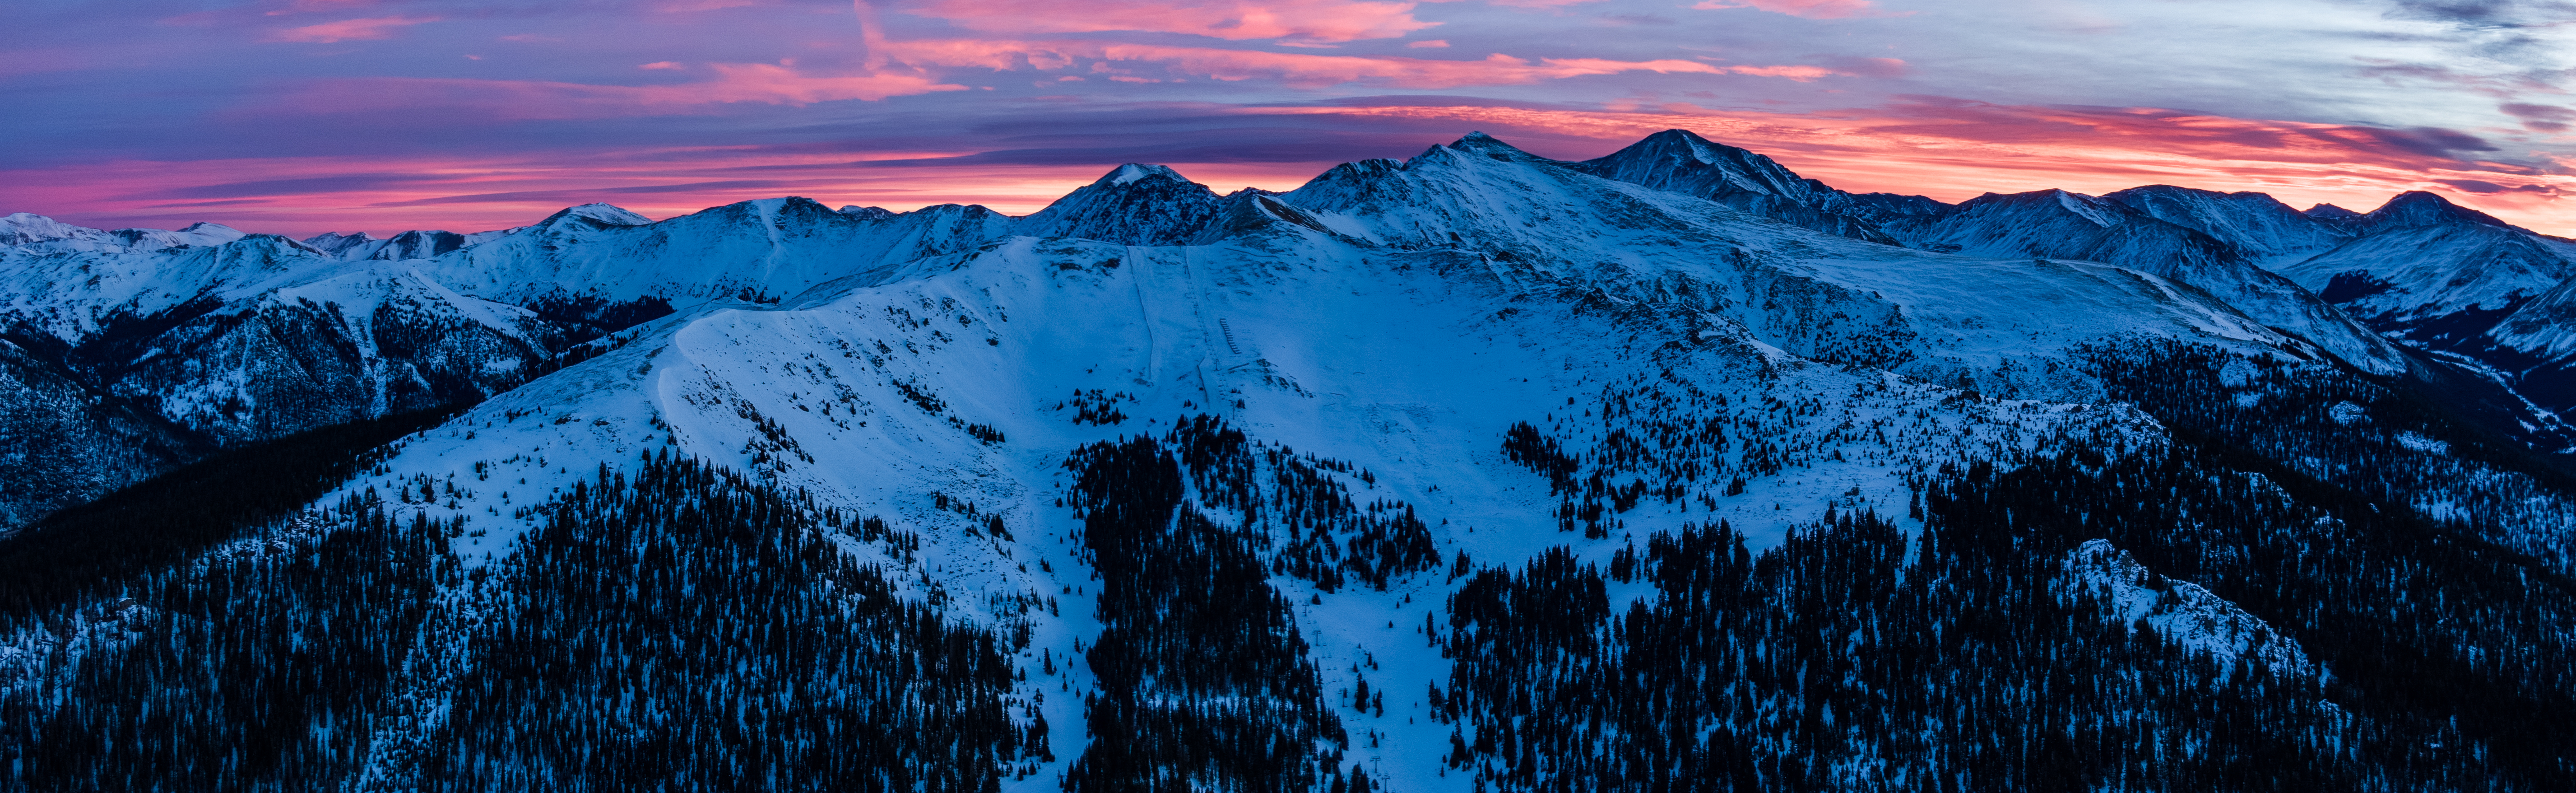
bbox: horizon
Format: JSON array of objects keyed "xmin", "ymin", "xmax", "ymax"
[
  {"xmin": 6, "ymin": 1, "xmax": 2571, "ymax": 236},
  {"xmin": 9, "ymin": 129, "xmax": 2557, "ymax": 240}
]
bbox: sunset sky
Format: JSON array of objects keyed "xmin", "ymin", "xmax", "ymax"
[{"xmin": 6, "ymin": 0, "xmax": 2572, "ymax": 236}]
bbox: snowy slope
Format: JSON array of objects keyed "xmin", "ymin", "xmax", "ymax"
[
  {"xmin": 2493, "ymin": 276, "xmax": 2576, "ymax": 364},
  {"xmin": 419, "ymin": 198, "xmax": 1012, "ymax": 309},
  {"xmin": 1889, "ymin": 188, "xmax": 2407, "ymax": 373},
  {"xmin": 301, "ymin": 229, "xmax": 481, "ymax": 261},
  {"xmin": 2101, "ymin": 184, "xmax": 2353, "ymax": 257},
  {"xmin": 2278, "ymin": 191, "xmax": 2574, "ymax": 330},
  {"xmin": 0, "ymin": 213, "xmax": 113, "ymax": 247},
  {"xmin": 0, "ymin": 229, "xmax": 563, "ymax": 525},
  {"xmin": 1282, "ymin": 134, "xmax": 2376, "ymax": 383},
  {"xmin": 2271, "ymin": 191, "xmax": 2576, "ymax": 420},
  {"xmin": 2062, "ymin": 539, "xmax": 2314, "ymax": 674},
  {"xmin": 0, "ymin": 214, "xmax": 244, "ymax": 253}
]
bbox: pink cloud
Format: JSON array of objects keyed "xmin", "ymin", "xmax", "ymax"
[
  {"xmin": 1407, "ymin": 39, "xmax": 1449, "ymax": 48},
  {"xmin": 655, "ymin": 0, "xmax": 764, "ymax": 10},
  {"xmin": 268, "ymin": 63, "xmax": 967, "ymax": 119},
  {"xmin": 877, "ymin": 39, "xmax": 1831, "ymax": 89},
  {"xmin": 277, "ymin": 0, "xmax": 376, "ymax": 13},
  {"xmin": 270, "ymin": 39, "xmax": 1856, "ymax": 115},
  {"xmin": 1428, "ymin": 0, "xmax": 1607, "ymax": 7},
  {"xmin": 632, "ymin": 63, "xmax": 964, "ymax": 103},
  {"xmin": 1717, "ymin": 65, "xmax": 1840, "ymax": 81},
  {"xmin": 266, "ymin": 15, "xmax": 440, "ymax": 43},
  {"xmin": 903, "ymin": 0, "xmax": 1439, "ymax": 42},
  {"xmin": 1689, "ymin": 0, "xmax": 1901, "ymax": 20}
]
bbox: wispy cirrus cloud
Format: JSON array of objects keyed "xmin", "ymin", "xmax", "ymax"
[
  {"xmin": 267, "ymin": 62, "xmax": 967, "ymax": 118},
  {"xmin": 879, "ymin": 38, "xmax": 1852, "ymax": 88},
  {"xmin": 2502, "ymin": 102, "xmax": 2575, "ymax": 132},
  {"xmin": 266, "ymin": 15, "xmax": 441, "ymax": 43},
  {"xmin": 255, "ymin": 39, "xmax": 1850, "ymax": 121},
  {"xmin": 902, "ymin": 0, "xmax": 1440, "ymax": 42},
  {"xmin": 1689, "ymin": 0, "xmax": 1902, "ymax": 20}
]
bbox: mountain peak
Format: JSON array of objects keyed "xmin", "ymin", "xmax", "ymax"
[
  {"xmin": 535, "ymin": 203, "xmax": 653, "ymax": 232},
  {"xmin": 1633, "ymin": 128, "xmax": 1731, "ymax": 163},
  {"xmin": 2361, "ymin": 191, "xmax": 2511, "ymax": 231},
  {"xmin": 1017, "ymin": 163, "xmax": 1222, "ymax": 245},
  {"xmin": 302, "ymin": 231, "xmax": 378, "ymax": 258},
  {"xmin": 1569, "ymin": 128, "xmax": 1922, "ymax": 242},
  {"xmin": 1437, "ymin": 131, "xmax": 1549, "ymax": 162},
  {"xmin": 1956, "ymin": 188, "xmax": 2127, "ymax": 228},
  {"xmin": 1, "ymin": 212, "xmax": 110, "ymax": 246},
  {"xmin": 1098, "ymin": 163, "xmax": 1188, "ymax": 187},
  {"xmin": 2099, "ymin": 183, "xmax": 2347, "ymax": 256},
  {"xmin": 2303, "ymin": 203, "xmax": 2362, "ymax": 220},
  {"xmin": 2105, "ymin": 184, "xmax": 2221, "ymax": 201}
]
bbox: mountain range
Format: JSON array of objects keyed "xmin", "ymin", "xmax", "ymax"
[{"xmin": 1, "ymin": 130, "xmax": 2571, "ymax": 791}]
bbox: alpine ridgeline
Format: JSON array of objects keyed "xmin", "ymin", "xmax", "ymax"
[{"xmin": 2, "ymin": 131, "xmax": 2571, "ymax": 792}]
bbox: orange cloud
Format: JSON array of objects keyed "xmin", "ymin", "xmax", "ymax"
[
  {"xmin": 904, "ymin": 0, "xmax": 1439, "ymax": 42},
  {"xmin": 267, "ymin": 15, "xmax": 439, "ymax": 43}
]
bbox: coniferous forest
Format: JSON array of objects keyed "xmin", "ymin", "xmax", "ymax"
[
  {"xmin": 1431, "ymin": 341, "xmax": 2576, "ymax": 792},
  {"xmin": 0, "ymin": 448, "xmax": 1032, "ymax": 791},
  {"xmin": 1063, "ymin": 419, "xmax": 1351, "ymax": 793}
]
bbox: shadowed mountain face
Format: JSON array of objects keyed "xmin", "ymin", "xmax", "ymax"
[
  {"xmin": 1566, "ymin": 129, "xmax": 1926, "ymax": 245},
  {"xmin": 3, "ymin": 130, "xmax": 2573, "ymax": 792},
  {"xmin": 2101, "ymin": 184, "xmax": 2355, "ymax": 257},
  {"xmin": 1013, "ymin": 163, "xmax": 1232, "ymax": 247},
  {"xmin": 2273, "ymin": 191, "xmax": 2576, "ymax": 424}
]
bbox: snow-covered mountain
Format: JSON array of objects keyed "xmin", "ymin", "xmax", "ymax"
[
  {"xmin": 3, "ymin": 131, "xmax": 2573, "ymax": 792},
  {"xmin": 1878, "ymin": 188, "xmax": 2411, "ymax": 376},
  {"xmin": 1553, "ymin": 142, "xmax": 2572, "ymax": 447},
  {"xmin": 1564, "ymin": 129, "xmax": 1941, "ymax": 244},
  {"xmin": 2271, "ymin": 191, "xmax": 2576, "ymax": 427},
  {"xmin": 2100, "ymin": 184, "xmax": 2355, "ymax": 257}
]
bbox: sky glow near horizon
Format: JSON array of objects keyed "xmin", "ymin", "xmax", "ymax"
[{"xmin": 4, "ymin": 0, "xmax": 2573, "ymax": 237}]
